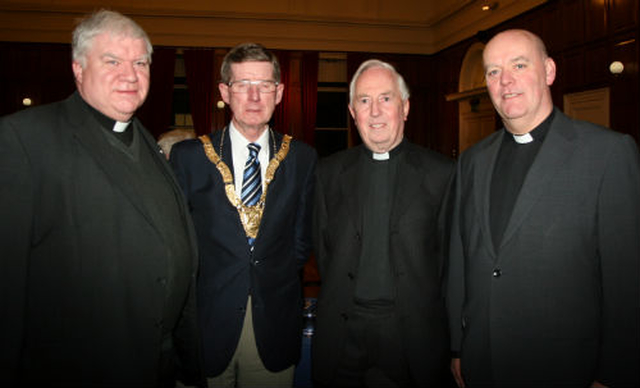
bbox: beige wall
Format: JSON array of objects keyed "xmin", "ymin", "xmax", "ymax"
[{"xmin": 0, "ymin": 0, "xmax": 546, "ymax": 54}]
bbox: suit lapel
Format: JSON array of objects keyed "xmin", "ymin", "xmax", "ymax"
[
  {"xmin": 498, "ymin": 112, "xmax": 577, "ymax": 251},
  {"xmin": 65, "ymin": 96, "xmax": 158, "ymax": 232},
  {"xmin": 138, "ymin": 125, "xmax": 199, "ymax": 256},
  {"xmin": 252, "ymin": 130, "xmax": 285, "ymax": 248},
  {"xmin": 259, "ymin": 130, "xmax": 283, "ymax": 225},
  {"xmin": 340, "ymin": 147, "xmax": 365, "ymax": 235},
  {"xmin": 474, "ymin": 133, "xmax": 503, "ymax": 258},
  {"xmin": 389, "ymin": 146, "xmax": 425, "ymax": 229}
]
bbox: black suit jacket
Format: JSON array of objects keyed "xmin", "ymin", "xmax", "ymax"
[
  {"xmin": 170, "ymin": 128, "xmax": 317, "ymax": 376},
  {"xmin": 447, "ymin": 109, "xmax": 640, "ymax": 387},
  {"xmin": 0, "ymin": 92, "xmax": 201, "ymax": 387},
  {"xmin": 312, "ymin": 141, "xmax": 454, "ymax": 387}
]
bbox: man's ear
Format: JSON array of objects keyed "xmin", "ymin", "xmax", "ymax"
[
  {"xmin": 403, "ymin": 98, "xmax": 410, "ymax": 121},
  {"xmin": 348, "ymin": 104, "xmax": 356, "ymax": 121},
  {"xmin": 275, "ymin": 83, "xmax": 284, "ymax": 105},
  {"xmin": 218, "ymin": 82, "xmax": 230, "ymax": 104},
  {"xmin": 545, "ymin": 57, "xmax": 556, "ymax": 86},
  {"xmin": 72, "ymin": 61, "xmax": 83, "ymax": 84}
]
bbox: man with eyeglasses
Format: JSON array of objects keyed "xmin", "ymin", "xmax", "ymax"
[{"xmin": 170, "ymin": 43, "xmax": 317, "ymax": 388}]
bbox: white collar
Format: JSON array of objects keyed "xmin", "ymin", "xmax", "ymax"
[
  {"xmin": 112, "ymin": 121, "xmax": 130, "ymax": 133},
  {"xmin": 372, "ymin": 152, "xmax": 390, "ymax": 160},
  {"xmin": 513, "ymin": 132, "xmax": 534, "ymax": 144},
  {"xmin": 229, "ymin": 122, "xmax": 270, "ymax": 154}
]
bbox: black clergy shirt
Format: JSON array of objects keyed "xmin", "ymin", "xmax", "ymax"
[
  {"xmin": 354, "ymin": 141, "xmax": 405, "ymax": 303},
  {"xmin": 490, "ymin": 110, "xmax": 554, "ymax": 249}
]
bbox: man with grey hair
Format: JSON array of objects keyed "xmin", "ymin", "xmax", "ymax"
[
  {"xmin": 312, "ymin": 59, "xmax": 454, "ymax": 387},
  {"xmin": 0, "ymin": 9, "xmax": 201, "ymax": 387}
]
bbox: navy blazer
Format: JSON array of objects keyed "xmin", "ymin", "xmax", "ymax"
[{"xmin": 170, "ymin": 128, "xmax": 317, "ymax": 376}]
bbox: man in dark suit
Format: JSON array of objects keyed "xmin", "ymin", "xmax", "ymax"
[
  {"xmin": 447, "ymin": 29, "xmax": 639, "ymax": 388},
  {"xmin": 0, "ymin": 10, "xmax": 201, "ymax": 388},
  {"xmin": 312, "ymin": 59, "xmax": 454, "ymax": 387},
  {"xmin": 170, "ymin": 43, "xmax": 317, "ymax": 387}
]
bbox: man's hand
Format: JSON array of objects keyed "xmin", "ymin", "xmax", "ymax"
[{"xmin": 451, "ymin": 358, "xmax": 465, "ymax": 388}]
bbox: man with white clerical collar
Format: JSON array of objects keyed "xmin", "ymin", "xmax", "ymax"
[
  {"xmin": 447, "ymin": 29, "xmax": 639, "ymax": 388},
  {"xmin": 0, "ymin": 9, "xmax": 201, "ymax": 387},
  {"xmin": 312, "ymin": 59, "xmax": 455, "ymax": 387}
]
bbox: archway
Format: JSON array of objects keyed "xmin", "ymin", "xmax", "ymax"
[{"xmin": 447, "ymin": 42, "xmax": 497, "ymax": 155}]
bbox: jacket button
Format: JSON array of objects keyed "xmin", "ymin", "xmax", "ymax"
[
  {"xmin": 347, "ymin": 272, "xmax": 354, "ymax": 280},
  {"xmin": 492, "ymin": 268, "xmax": 502, "ymax": 277},
  {"xmin": 354, "ymin": 233, "xmax": 361, "ymax": 241},
  {"xmin": 341, "ymin": 313, "xmax": 349, "ymax": 321}
]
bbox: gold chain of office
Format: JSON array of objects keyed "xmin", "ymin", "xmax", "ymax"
[{"xmin": 198, "ymin": 133, "xmax": 291, "ymax": 239}]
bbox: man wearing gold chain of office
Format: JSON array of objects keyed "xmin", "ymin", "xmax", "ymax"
[{"xmin": 170, "ymin": 43, "xmax": 317, "ymax": 388}]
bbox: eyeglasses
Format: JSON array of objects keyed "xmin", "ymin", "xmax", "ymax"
[{"xmin": 227, "ymin": 79, "xmax": 279, "ymax": 93}]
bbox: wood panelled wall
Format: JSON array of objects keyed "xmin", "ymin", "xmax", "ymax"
[
  {"xmin": 1, "ymin": 0, "xmax": 637, "ymax": 157},
  {"xmin": 429, "ymin": 0, "xmax": 639, "ymax": 157}
]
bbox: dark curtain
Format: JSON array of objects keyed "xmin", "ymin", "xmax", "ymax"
[
  {"xmin": 136, "ymin": 47, "xmax": 176, "ymax": 139},
  {"xmin": 347, "ymin": 52, "xmax": 427, "ymax": 147},
  {"xmin": 273, "ymin": 50, "xmax": 291, "ymax": 134},
  {"xmin": 0, "ymin": 42, "xmax": 74, "ymax": 117},
  {"xmin": 347, "ymin": 52, "xmax": 372, "ymax": 147},
  {"xmin": 300, "ymin": 51, "xmax": 318, "ymax": 146},
  {"xmin": 183, "ymin": 48, "xmax": 216, "ymax": 136}
]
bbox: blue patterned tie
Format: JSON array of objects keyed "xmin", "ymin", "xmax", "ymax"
[{"xmin": 241, "ymin": 143, "xmax": 262, "ymax": 245}]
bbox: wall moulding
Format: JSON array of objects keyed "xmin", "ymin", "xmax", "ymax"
[{"xmin": 0, "ymin": 0, "xmax": 547, "ymax": 54}]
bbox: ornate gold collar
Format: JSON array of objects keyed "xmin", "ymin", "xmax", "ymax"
[{"xmin": 198, "ymin": 130, "xmax": 292, "ymax": 240}]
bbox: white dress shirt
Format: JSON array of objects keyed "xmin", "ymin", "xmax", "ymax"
[{"xmin": 228, "ymin": 122, "xmax": 270, "ymax": 198}]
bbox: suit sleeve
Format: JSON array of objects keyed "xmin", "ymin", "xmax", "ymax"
[
  {"xmin": 169, "ymin": 141, "xmax": 191, "ymax": 200},
  {"xmin": 294, "ymin": 147, "xmax": 317, "ymax": 269},
  {"xmin": 167, "ymin": 143, "xmax": 204, "ymax": 385},
  {"xmin": 173, "ymin": 272, "xmax": 205, "ymax": 386},
  {"xmin": 595, "ymin": 135, "xmax": 640, "ymax": 386},
  {"xmin": 437, "ymin": 163, "xmax": 456, "ymax": 286},
  {"xmin": 446, "ymin": 159, "xmax": 466, "ymax": 356},
  {"xmin": 0, "ymin": 117, "xmax": 34, "ymax": 386},
  {"xmin": 312, "ymin": 164, "xmax": 328, "ymax": 276}
]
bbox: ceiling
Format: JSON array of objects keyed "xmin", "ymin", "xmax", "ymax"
[{"xmin": 0, "ymin": 0, "xmax": 547, "ymax": 54}]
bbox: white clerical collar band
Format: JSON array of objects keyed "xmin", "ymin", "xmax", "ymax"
[
  {"xmin": 373, "ymin": 152, "xmax": 390, "ymax": 160},
  {"xmin": 113, "ymin": 121, "xmax": 131, "ymax": 133},
  {"xmin": 513, "ymin": 132, "xmax": 534, "ymax": 144}
]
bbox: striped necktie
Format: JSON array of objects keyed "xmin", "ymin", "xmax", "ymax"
[{"xmin": 241, "ymin": 143, "xmax": 262, "ymax": 245}]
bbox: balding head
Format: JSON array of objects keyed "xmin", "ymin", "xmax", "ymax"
[{"xmin": 482, "ymin": 29, "xmax": 556, "ymax": 134}]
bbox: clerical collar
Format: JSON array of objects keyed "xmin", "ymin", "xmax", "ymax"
[
  {"xmin": 81, "ymin": 97, "xmax": 128, "ymax": 132},
  {"xmin": 507, "ymin": 109, "xmax": 555, "ymax": 145},
  {"xmin": 80, "ymin": 95, "xmax": 134, "ymax": 145},
  {"xmin": 366, "ymin": 139, "xmax": 405, "ymax": 160},
  {"xmin": 513, "ymin": 132, "xmax": 534, "ymax": 144},
  {"xmin": 113, "ymin": 121, "xmax": 131, "ymax": 133},
  {"xmin": 373, "ymin": 152, "xmax": 390, "ymax": 160}
]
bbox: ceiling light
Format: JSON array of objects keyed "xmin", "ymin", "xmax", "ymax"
[{"xmin": 482, "ymin": 2, "xmax": 498, "ymax": 11}]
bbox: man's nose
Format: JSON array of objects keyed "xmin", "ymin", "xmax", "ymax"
[
  {"xmin": 118, "ymin": 61, "xmax": 139, "ymax": 83},
  {"xmin": 500, "ymin": 70, "xmax": 514, "ymax": 85},
  {"xmin": 247, "ymin": 84, "xmax": 261, "ymax": 101},
  {"xmin": 370, "ymin": 100, "xmax": 381, "ymax": 116}
]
